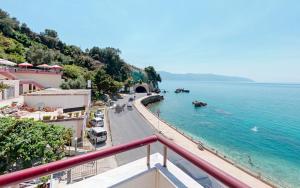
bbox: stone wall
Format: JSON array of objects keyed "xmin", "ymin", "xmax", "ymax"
[{"xmin": 141, "ymin": 95, "xmax": 164, "ymax": 106}]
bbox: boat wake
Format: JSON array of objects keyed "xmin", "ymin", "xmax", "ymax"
[{"xmin": 215, "ymin": 109, "xmax": 232, "ymax": 115}]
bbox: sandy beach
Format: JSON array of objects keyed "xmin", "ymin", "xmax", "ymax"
[{"xmin": 134, "ymin": 95, "xmax": 274, "ymax": 188}]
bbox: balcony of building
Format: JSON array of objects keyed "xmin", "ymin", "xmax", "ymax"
[{"xmin": 0, "ymin": 135, "xmax": 249, "ymax": 188}]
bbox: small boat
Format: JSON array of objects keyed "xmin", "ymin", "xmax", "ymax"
[
  {"xmin": 192, "ymin": 101, "xmax": 207, "ymax": 107},
  {"xmin": 175, "ymin": 88, "xmax": 190, "ymax": 93}
]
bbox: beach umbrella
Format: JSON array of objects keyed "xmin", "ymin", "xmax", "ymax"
[
  {"xmin": 50, "ymin": 65, "xmax": 63, "ymax": 72},
  {"xmin": 50, "ymin": 65, "xmax": 63, "ymax": 69},
  {"xmin": 18, "ymin": 62, "xmax": 33, "ymax": 70},
  {"xmin": 37, "ymin": 64, "xmax": 50, "ymax": 71},
  {"xmin": 0, "ymin": 58, "xmax": 16, "ymax": 66}
]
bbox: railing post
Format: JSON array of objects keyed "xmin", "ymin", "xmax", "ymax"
[
  {"xmin": 95, "ymin": 159, "xmax": 98, "ymax": 175},
  {"xmin": 163, "ymin": 145, "xmax": 167, "ymax": 167},
  {"xmin": 67, "ymin": 169, "xmax": 72, "ymax": 184},
  {"xmin": 147, "ymin": 145, "xmax": 151, "ymax": 166}
]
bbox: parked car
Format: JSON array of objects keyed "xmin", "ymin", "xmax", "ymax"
[
  {"xmin": 87, "ymin": 127, "xmax": 107, "ymax": 143},
  {"xmin": 94, "ymin": 110, "xmax": 104, "ymax": 118},
  {"xmin": 90, "ymin": 117, "xmax": 104, "ymax": 127},
  {"xmin": 127, "ymin": 102, "xmax": 133, "ymax": 108}
]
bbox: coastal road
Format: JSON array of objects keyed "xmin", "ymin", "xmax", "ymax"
[{"xmin": 108, "ymin": 93, "xmax": 222, "ymax": 188}]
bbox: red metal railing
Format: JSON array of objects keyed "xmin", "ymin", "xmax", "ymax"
[{"xmin": 0, "ymin": 134, "xmax": 250, "ymax": 188}]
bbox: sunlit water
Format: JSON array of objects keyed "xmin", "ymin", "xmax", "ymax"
[{"xmin": 149, "ymin": 81, "xmax": 300, "ymax": 187}]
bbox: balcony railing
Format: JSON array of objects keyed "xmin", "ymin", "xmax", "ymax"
[{"xmin": 0, "ymin": 134, "xmax": 250, "ymax": 188}]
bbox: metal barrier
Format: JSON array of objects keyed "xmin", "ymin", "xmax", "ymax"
[{"xmin": 0, "ymin": 134, "xmax": 249, "ymax": 188}]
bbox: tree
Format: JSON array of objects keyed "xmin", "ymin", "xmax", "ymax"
[
  {"xmin": 43, "ymin": 29, "xmax": 58, "ymax": 39},
  {"xmin": 74, "ymin": 55, "xmax": 95, "ymax": 70},
  {"xmin": 144, "ymin": 66, "xmax": 161, "ymax": 88},
  {"xmin": 20, "ymin": 23, "xmax": 32, "ymax": 36},
  {"xmin": 93, "ymin": 69, "xmax": 123, "ymax": 95},
  {"xmin": 0, "ymin": 9, "xmax": 9, "ymax": 19},
  {"xmin": 60, "ymin": 64, "xmax": 92, "ymax": 89},
  {"xmin": 39, "ymin": 29, "xmax": 59, "ymax": 49},
  {"xmin": 0, "ymin": 82, "xmax": 9, "ymax": 91},
  {"xmin": 62, "ymin": 64, "xmax": 87, "ymax": 80},
  {"xmin": 0, "ymin": 117, "xmax": 71, "ymax": 173},
  {"xmin": 60, "ymin": 76, "xmax": 87, "ymax": 89},
  {"xmin": 89, "ymin": 47, "xmax": 130, "ymax": 82},
  {"xmin": 26, "ymin": 45, "xmax": 55, "ymax": 65},
  {"xmin": 124, "ymin": 78, "xmax": 134, "ymax": 92},
  {"xmin": 62, "ymin": 45, "xmax": 82, "ymax": 58}
]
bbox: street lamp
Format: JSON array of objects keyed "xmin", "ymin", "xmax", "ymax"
[{"xmin": 156, "ymin": 109, "xmax": 161, "ymax": 133}]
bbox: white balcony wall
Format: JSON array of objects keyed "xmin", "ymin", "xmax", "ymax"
[
  {"xmin": 24, "ymin": 94, "xmax": 89, "ymax": 109},
  {"xmin": 13, "ymin": 72, "xmax": 63, "ymax": 88}
]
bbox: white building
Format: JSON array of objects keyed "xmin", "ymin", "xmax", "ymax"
[
  {"xmin": 0, "ymin": 64, "xmax": 91, "ymax": 145},
  {"xmin": 0, "ymin": 79, "xmax": 24, "ymax": 107},
  {"xmin": 24, "ymin": 88, "xmax": 91, "ymax": 112}
]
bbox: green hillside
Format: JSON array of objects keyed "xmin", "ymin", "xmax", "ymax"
[{"xmin": 0, "ymin": 9, "xmax": 161, "ymax": 98}]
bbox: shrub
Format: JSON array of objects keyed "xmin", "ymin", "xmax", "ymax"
[
  {"xmin": 42, "ymin": 115, "xmax": 51, "ymax": 121},
  {"xmin": 0, "ymin": 117, "xmax": 72, "ymax": 173},
  {"xmin": 57, "ymin": 115, "xmax": 65, "ymax": 120}
]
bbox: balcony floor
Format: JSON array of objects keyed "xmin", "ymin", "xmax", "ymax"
[{"xmin": 67, "ymin": 153, "xmax": 203, "ymax": 188}]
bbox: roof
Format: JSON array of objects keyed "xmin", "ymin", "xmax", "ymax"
[
  {"xmin": 92, "ymin": 117, "xmax": 103, "ymax": 121},
  {"xmin": 26, "ymin": 88, "xmax": 90, "ymax": 96},
  {"xmin": 91, "ymin": 127, "xmax": 106, "ymax": 133}
]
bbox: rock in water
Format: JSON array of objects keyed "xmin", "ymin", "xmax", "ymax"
[{"xmin": 193, "ymin": 101, "xmax": 207, "ymax": 107}]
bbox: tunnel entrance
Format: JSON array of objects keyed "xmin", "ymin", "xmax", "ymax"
[{"xmin": 135, "ymin": 86, "xmax": 147, "ymax": 93}]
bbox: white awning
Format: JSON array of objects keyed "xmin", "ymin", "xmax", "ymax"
[{"xmin": 0, "ymin": 58, "xmax": 17, "ymax": 66}]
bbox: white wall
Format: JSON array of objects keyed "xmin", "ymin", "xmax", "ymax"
[
  {"xmin": 50, "ymin": 119, "xmax": 83, "ymax": 145},
  {"xmin": 1, "ymin": 80, "xmax": 20, "ymax": 98},
  {"xmin": 0, "ymin": 80, "xmax": 24, "ymax": 107},
  {"xmin": 24, "ymin": 94, "xmax": 89, "ymax": 109},
  {"xmin": 14, "ymin": 72, "xmax": 63, "ymax": 88}
]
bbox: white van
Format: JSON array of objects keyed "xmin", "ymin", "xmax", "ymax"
[
  {"xmin": 90, "ymin": 117, "xmax": 104, "ymax": 127},
  {"xmin": 88, "ymin": 127, "xmax": 107, "ymax": 143}
]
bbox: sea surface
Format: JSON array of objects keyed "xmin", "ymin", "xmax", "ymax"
[{"xmin": 149, "ymin": 81, "xmax": 300, "ymax": 187}]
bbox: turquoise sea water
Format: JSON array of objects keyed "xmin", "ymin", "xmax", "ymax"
[{"xmin": 149, "ymin": 81, "xmax": 300, "ymax": 187}]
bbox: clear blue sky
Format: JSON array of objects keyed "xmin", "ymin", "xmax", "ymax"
[{"xmin": 1, "ymin": 0, "xmax": 300, "ymax": 82}]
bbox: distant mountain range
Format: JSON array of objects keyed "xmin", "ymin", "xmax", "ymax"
[{"xmin": 159, "ymin": 71, "xmax": 254, "ymax": 82}]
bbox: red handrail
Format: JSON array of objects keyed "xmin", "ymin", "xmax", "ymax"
[
  {"xmin": 156, "ymin": 135, "xmax": 250, "ymax": 188},
  {"xmin": 0, "ymin": 135, "xmax": 157, "ymax": 186},
  {"xmin": 0, "ymin": 134, "xmax": 250, "ymax": 188}
]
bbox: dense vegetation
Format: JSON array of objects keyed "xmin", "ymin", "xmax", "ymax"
[
  {"xmin": 0, "ymin": 9, "xmax": 161, "ymax": 97},
  {"xmin": 0, "ymin": 117, "xmax": 72, "ymax": 173}
]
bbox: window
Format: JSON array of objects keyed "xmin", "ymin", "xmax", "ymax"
[{"xmin": 95, "ymin": 131, "xmax": 107, "ymax": 137}]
